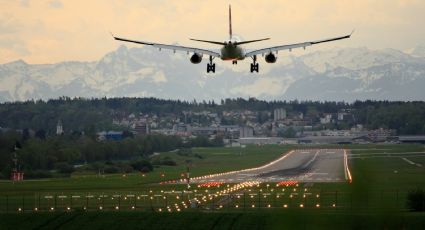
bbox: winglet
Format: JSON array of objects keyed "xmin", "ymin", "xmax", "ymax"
[
  {"xmin": 350, "ymin": 29, "xmax": 355, "ymax": 37},
  {"xmin": 110, "ymin": 31, "xmax": 116, "ymax": 39}
]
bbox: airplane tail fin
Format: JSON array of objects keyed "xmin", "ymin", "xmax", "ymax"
[
  {"xmin": 189, "ymin": 5, "xmax": 269, "ymax": 46},
  {"xmin": 229, "ymin": 4, "xmax": 232, "ymax": 40}
]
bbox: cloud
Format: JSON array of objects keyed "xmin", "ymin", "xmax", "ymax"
[
  {"xmin": 0, "ymin": 15, "xmax": 21, "ymax": 34},
  {"xmin": 48, "ymin": 0, "xmax": 63, "ymax": 9},
  {"xmin": 0, "ymin": 38, "xmax": 30, "ymax": 56},
  {"xmin": 20, "ymin": 0, "xmax": 29, "ymax": 7}
]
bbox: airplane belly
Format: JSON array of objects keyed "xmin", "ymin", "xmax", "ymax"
[{"xmin": 221, "ymin": 46, "xmax": 245, "ymax": 61}]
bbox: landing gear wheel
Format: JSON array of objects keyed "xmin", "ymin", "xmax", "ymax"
[
  {"xmin": 250, "ymin": 55, "xmax": 259, "ymax": 73},
  {"xmin": 232, "ymin": 60, "xmax": 238, "ymax": 65},
  {"xmin": 207, "ymin": 63, "xmax": 216, "ymax": 73},
  {"xmin": 250, "ymin": 63, "xmax": 259, "ymax": 73},
  {"xmin": 207, "ymin": 56, "xmax": 216, "ymax": 73}
]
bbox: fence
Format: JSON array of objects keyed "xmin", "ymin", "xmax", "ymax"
[{"xmin": 0, "ymin": 189, "xmax": 415, "ymax": 213}]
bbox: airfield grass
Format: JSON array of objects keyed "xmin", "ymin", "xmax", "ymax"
[
  {"xmin": 1, "ymin": 144, "xmax": 425, "ymax": 229},
  {"xmin": 0, "ymin": 145, "xmax": 291, "ymax": 195},
  {"xmin": 1, "ymin": 210, "xmax": 425, "ymax": 230}
]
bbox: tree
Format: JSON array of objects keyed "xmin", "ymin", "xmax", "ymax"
[
  {"xmin": 131, "ymin": 160, "xmax": 153, "ymax": 172},
  {"xmin": 407, "ymin": 188, "xmax": 425, "ymax": 211},
  {"xmin": 54, "ymin": 162, "xmax": 75, "ymax": 174},
  {"xmin": 35, "ymin": 129, "xmax": 46, "ymax": 139}
]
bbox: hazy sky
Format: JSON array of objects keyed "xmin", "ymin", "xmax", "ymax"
[{"xmin": 1, "ymin": 0, "xmax": 425, "ymax": 64}]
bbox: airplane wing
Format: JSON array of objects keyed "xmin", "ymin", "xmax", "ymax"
[
  {"xmin": 245, "ymin": 32, "xmax": 353, "ymax": 57},
  {"xmin": 113, "ymin": 35, "xmax": 221, "ymax": 57}
]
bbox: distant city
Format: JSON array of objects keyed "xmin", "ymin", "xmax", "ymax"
[
  {"xmin": 1, "ymin": 98, "xmax": 424, "ymax": 146},
  {"xmin": 99, "ymin": 108, "xmax": 413, "ymax": 145}
]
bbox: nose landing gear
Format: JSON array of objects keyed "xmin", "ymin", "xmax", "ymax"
[
  {"xmin": 250, "ymin": 55, "xmax": 259, "ymax": 73},
  {"xmin": 207, "ymin": 56, "xmax": 215, "ymax": 73},
  {"xmin": 232, "ymin": 60, "xmax": 238, "ymax": 65}
]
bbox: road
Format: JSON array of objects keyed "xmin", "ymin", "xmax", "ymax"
[{"xmin": 189, "ymin": 149, "xmax": 347, "ymax": 183}]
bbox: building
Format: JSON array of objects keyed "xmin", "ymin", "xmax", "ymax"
[
  {"xmin": 56, "ymin": 120, "xmax": 64, "ymax": 135},
  {"xmin": 368, "ymin": 129, "xmax": 395, "ymax": 142},
  {"xmin": 191, "ymin": 125, "xmax": 239, "ymax": 137},
  {"xmin": 320, "ymin": 114, "xmax": 333, "ymax": 124},
  {"xmin": 239, "ymin": 137, "xmax": 284, "ymax": 145},
  {"xmin": 173, "ymin": 123, "xmax": 191, "ymax": 136},
  {"xmin": 97, "ymin": 131, "xmax": 123, "ymax": 141},
  {"xmin": 297, "ymin": 136, "xmax": 357, "ymax": 144},
  {"xmin": 273, "ymin": 108, "xmax": 286, "ymax": 121},
  {"xmin": 134, "ymin": 121, "xmax": 150, "ymax": 135},
  {"xmin": 239, "ymin": 126, "xmax": 254, "ymax": 138},
  {"xmin": 337, "ymin": 112, "xmax": 346, "ymax": 121},
  {"xmin": 398, "ymin": 135, "xmax": 425, "ymax": 144}
]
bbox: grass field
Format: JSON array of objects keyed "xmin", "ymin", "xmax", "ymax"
[
  {"xmin": 1, "ymin": 210, "xmax": 425, "ymax": 229},
  {"xmin": 0, "ymin": 145, "xmax": 290, "ymax": 194},
  {"xmin": 0, "ymin": 144, "xmax": 425, "ymax": 229}
]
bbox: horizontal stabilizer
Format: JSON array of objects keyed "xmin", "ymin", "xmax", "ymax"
[
  {"xmin": 189, "ymin": 38, "xmax": 226, "ymax": 45},
  {"xmin": 236, "ymin": 38, "xmax": 270, "ymax": 45}
]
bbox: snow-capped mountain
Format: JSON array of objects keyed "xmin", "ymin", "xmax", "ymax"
[
  {"xmin": 407, "ymin": 46, "xmax": 425, "ymax": 58},
  {"xmin": 1, "ymin": 45, "xmax": 425, "ymax": 102}
]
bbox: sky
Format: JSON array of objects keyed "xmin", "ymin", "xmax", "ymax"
[{"xmin": 1, "ymin": 0, "xmax": 425, "ymax": 64}]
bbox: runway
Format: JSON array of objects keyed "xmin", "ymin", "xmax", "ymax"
[{"xmin": 188, "ymin": 149, "xmax": 347, "ymax": 183}]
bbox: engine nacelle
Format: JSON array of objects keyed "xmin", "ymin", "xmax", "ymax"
[
  {"xmin": 265, "ymin": 53, "xmax": 277, "ymax": 63},
  {"xmin": 190, "ymin": 53, "xmax": 203, "ymax": 64}
]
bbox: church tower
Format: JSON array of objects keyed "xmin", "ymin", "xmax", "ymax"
[{"xmin": 56, "ymin": 120, "xmax": 64, "ymax": 135}]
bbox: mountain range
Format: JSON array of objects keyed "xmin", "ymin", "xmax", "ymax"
[{"xmin": 1, "ymin": 45, "xmax": 425, "ymax": 102}]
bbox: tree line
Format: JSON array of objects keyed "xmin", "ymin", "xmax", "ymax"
[
  {"xmin": 1, "ymin": 97, "xmax": 425, "ymax": 134},
  {"xmin": 0, "ymin": 130, "xmax": 223, "ymax": 179}
]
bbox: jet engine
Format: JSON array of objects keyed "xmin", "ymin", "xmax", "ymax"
[
  {"xmin": 190, "ymin": 53, "xmax": 203, "ymax": 64},
  {"xmin": 265, "ymin": 53, "xmax": 277, "ymax": 63}
]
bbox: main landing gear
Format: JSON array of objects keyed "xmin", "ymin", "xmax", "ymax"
[
  {"xmin": 232, "ymin": 60, "xmax": 238, "ymax": 65},
  {"xmin": 207, "ymin": 56, "xmax": 215, "ymax": 73},
  {"xmin": 250, "ymin": 55, "xmax": 259, "ymax": 73}
]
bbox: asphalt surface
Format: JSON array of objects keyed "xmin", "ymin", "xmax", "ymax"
[{"xmin": 190, "ymin": 149, "xmax": 346, "ymax": 183}]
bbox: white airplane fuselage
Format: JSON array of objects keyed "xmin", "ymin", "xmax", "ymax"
[{"xmin": 220, "ymin": 43, "xmax": 245, "ymax": 61}]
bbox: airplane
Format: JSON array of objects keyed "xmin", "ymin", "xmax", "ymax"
[{"xmin": 113, "ymin": 5, "xmax": 352, "ymax": 73}]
